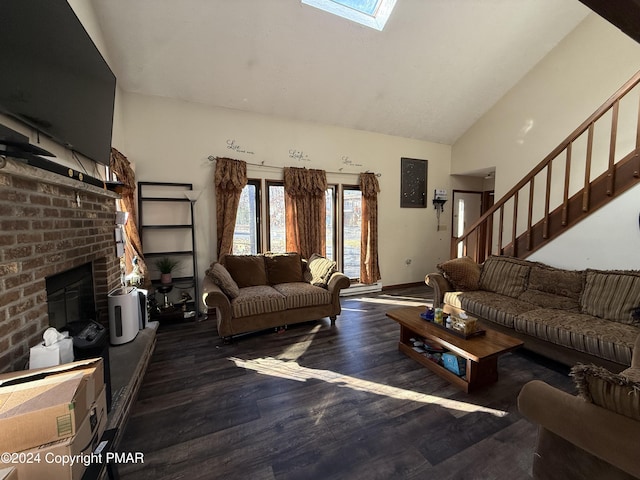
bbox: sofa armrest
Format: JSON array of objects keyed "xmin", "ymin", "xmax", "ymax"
[
  {"xmin": 424, "ymin": 272, "xmax": 453, "ymax": 308},
  {"xmin": 202, "ymin": 275, "xmax": 234, "ymax": 337},
  {"xmin": 327, "ymin": 272, "xmax": 350, "ymax": 294},
  {"xmin": 518, "ymin": 380, "xmax": 640, "ymax": 479},
  {"xmin": 631, "ymin": 334, "xmax": 640, "ymax": 368}
]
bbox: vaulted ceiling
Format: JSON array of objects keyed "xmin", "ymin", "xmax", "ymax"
[{"xmin": 91, "ymin": 0, "xmax": 590, "ymax": 145}]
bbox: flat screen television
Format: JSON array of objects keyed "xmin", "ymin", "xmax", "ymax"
[{"xmin": 0, "ymin": 0, "xmax": 116, "ymax": 166}]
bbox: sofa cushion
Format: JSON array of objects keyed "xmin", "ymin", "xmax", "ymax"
[
  {"xmin": 222, "ymin": 254, "xmax": 268, "ymax": 288},
  {"xmin": 518, "ymin": 264, "xmax": 583, "ymax": 311},
  {"xmin": 206, "ymin": 262, "xmax": 240, "ymax": 299},
  {"xmin": 264, "ymin": 252, "xmax": 304, "ymax": 284},
  {"xmin": 304, "ymin": 253, "xmax": 337, "ymax": 288},
  {"xmin": 514, "ymin": 308, "xmax": 637, "ymax": 365},
  {"xmin": 273, "ymin": 282, "xmax": 332, "ymax": 309},
  {"xmin": 581, "ymin": 270, "xmax": 640, "ymax": 326},
  {"xmin": 230, "ymin": 285, "xmax": 286, "ymax": 318},
  {"xmin": 437, "ymin": 256, "xmax": 481, "ymax": 291},
  {"xmin": 571, "ymin": 363, "xmax": 640, "ymax": 421},
  {"xmin": 479, "ymin": 256, "xmax": 531, "ymax": 298},
  {"xmin": 444, "ymin": 290, "xmax": 538, "ymax": 329}
]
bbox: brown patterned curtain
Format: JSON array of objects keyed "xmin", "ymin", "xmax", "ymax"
[
  {"xmin": 215, "ymin": 157, "xmax": 248, "ymax": 257},
  {"xmin": 360, "ymin": 172, "xmax": 381, "ymax": 284},
  {"xmin": 284, "ymin": 167, "xmax": 327, "ymax": 259},
  {"xmin": 109, "ymin": 148, "xmax": 147, "ymax": 277}
]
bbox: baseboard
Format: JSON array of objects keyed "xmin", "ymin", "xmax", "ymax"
[
  {"xmin": 382, "ymin": 281, "xmax": 425, "ymax": 290},
  {"xmin": 340, "ymin": 281, "xmax": 383, "ymax": 296}
]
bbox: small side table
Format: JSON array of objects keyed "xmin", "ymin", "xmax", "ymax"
[{"xmin": 156, "ymin": 284, "xmax": 173, "ymax": 309}]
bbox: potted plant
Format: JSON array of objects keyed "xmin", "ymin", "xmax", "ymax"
[{"xmin": 155, "ymin": 257, "xmax": 180, "ymax": 284}]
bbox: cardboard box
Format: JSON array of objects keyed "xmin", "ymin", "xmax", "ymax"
[
  {"xmin": 0, "ymin": 467, "xmax": 18, "ymax": 480},
  {"xmin": 0, "ymin": 359, "xmax": 104, "ymax": 453},
  {"xmin": 7, "ymin": 387, "xmax": 107, "ymax": 480}
]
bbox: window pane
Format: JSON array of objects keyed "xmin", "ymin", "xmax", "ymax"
[
  {"xmin": 233, "ymin": 183, "xmax": 259, "ymax": 255},
  {"xmin": 326, "ymin": 187, "xmax": 335, "ymax": 260},
  {"xmin": 343, "ymin": 188, "xmax": 362, "ymax": 279},
  {"xmin": 268, "ymin": 184, "xmax": 286, "ymax": 253}
]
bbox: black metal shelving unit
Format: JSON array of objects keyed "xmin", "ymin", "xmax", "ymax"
[{"xmin": 138, "ymin": 181, "xmax": 199, "ymax": 320}]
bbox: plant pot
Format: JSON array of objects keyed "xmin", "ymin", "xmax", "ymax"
[{"xmin": 160, "ymin": 273, "xmax": 172, "ymax": 284}]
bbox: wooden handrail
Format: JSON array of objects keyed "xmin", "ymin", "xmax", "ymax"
[{"xmin": 455, "ymin": 70, "xmax": 640, "ymax": 262}]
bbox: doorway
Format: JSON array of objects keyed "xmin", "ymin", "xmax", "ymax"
[{"xmin": 452, "ymin": 190, "xmax": 483, "ymax": 258}]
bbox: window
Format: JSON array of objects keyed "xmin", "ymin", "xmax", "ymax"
[
  {"xmin": 326, "ymin": 186, "xmax": 336, "ymax": 260},
  {"xmin": 232, "ymin": 180, "xmax": 261, "ymax": 255},
  {"xmin": 232, "ymin": 180, "xmax": 358, "ymax": 282},
  {"xmin": 302, "ymin": 0, "xmax": 397, "ymax": 30},
  {"xmin": 267, "ymin": 181, "xmax": 286, "ymax": 252},
  {"xmin": 342, "ymin": 186, "xmax": 362, "ymax": 280}
]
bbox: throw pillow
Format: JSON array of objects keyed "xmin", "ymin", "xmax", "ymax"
[
  {"xmin": 206, "ymin": 262, "xmax": 240, "ymax": 298},
  {"xmin": 436, "ymin": 256, "xmax": 481, "ymax": 291},
  {"xmin": 518, "ymin": 264, "xmax": 584, "ymax": 311},
  {"xmin": 222, "ymin": 254, "xmax": 267, "ymax": 288},
  {"xmin": 478, "ymin": 256, "xmax": 531, "ymax": 298},
  {"xmin": 571, "ymin": 363, "xmax": 640, "ymax": 422},
  {"xmin": 581, "ymin": 269, "xmax": 640, "ymax": 326},
  {"xmin": 264, "ymin": 252, "xmax": 303, "ymax": 284},
  {"xmin": 304, "ymin": 253, "xmax": 337, "ymax": 288}
]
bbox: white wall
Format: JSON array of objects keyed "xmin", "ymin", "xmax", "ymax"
[
  {"xmin": 452, "ymin": 13, "xmax": 640, "ymax": 269},
  {"xmin": 529, "ymin": 184, "xmax": 640, "ymax": 269},
  {"xmin": 121, "ymin": 93, "xmax": 453, "ymax": 287}
]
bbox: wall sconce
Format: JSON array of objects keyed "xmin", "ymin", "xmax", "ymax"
[
  {"xmin": 432, "ymin": 189, "xmax": 447, "ymax": 213},
  {"xmin": 433, "ymin": 189, "xmax": 447, "ymax": 231}
]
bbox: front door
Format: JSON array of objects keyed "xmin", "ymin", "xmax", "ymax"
[{"xmin": 452, "ymin": 191, "xmax": 483, "ymax": 258}]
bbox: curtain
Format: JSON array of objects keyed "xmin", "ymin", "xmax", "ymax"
[
  {"xmin": 215, "ymin": 157, "xmax": 248, "ymax": 257},
  {"xmin": 109, "ymin": 148, "xmax": 147, "ymax": 278},
  {"xmin": 283, "ymin": 167, "xmax": 327, "ymax": 259},
  {"xmin": 360, "ymin": 172, "xmax": 381, "ymax": 284}
]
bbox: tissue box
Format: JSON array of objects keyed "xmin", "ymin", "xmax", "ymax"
[
  {"xmin": 450, "ymin": 314, "xmax": 478, "ymax": 336},
  {"xmin": 442, "ymin": 353, "xmax": 466, "ymax": 376},
  {"xmin": 29, "ymin": 337, "xmax": 74, "ymax": 369}
]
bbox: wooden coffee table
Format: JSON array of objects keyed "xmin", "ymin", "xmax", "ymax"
[{"xmin": 386, "ymin": 306, "xmax": 523, "ymax": 392}]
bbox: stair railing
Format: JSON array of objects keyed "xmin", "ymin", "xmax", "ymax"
[{"xmin": 454, "ymin": 70, "xmax": 640, "ymax": 263}]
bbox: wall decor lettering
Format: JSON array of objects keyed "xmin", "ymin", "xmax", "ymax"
[
  {"xmin": 226, "ymin": 139, "xmax": 254, "ymax": 155},
  {"xmin": 342, "ymin": 156, "xmax": 363, "ymax": 167},
  {"xmin": 289, "ymin": 150, "xmax": 311, "ymax": 162}
]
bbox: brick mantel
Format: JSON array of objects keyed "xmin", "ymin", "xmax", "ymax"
[{"xmin": 0, "ymin": 158, "xmax": 121, "ymax": 372}]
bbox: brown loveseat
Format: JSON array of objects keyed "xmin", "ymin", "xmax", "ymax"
[
  {"xmin": 202, "ymin": 253, "xmax": 350, "ymax": 341},
  {"xmin": 426, "ymin": 255, "xmax": 640, "ymax": 372},
  {"xmin": 518, "ymin": 333, "xmax": 640, "ymax": 480}
]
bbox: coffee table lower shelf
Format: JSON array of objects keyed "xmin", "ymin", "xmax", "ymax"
[{"xmin": 387, "ymin": 307, "xmax": 524, "ymax": 393}]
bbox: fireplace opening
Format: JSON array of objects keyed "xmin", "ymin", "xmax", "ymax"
[
  {"xmin": 45, "ymin": 261, "xmax": 113, "ymax": 411},
  {"xmin": 45, "ymin": 262, "xmax": 97, "ymax": 331}
]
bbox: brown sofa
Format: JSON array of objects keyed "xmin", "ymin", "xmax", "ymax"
[
  {"xmin": 518, "ymin": 333, "xmax": 640, "ymax": 480},
  {"xmin": 202, "ymin": 252, "xmax": 350, "ymax": 340},
  {"xmin": 426, "ymin": 255, "xmax": 640, "ymax": 372}
]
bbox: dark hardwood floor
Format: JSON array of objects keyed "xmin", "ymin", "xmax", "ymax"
[{"xmin": 118, "ymin": 285, "xmax": 574, "ymax": 480}]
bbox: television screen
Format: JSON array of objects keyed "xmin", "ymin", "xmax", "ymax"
[{"xmin": 0, "ymin": 0, "xmax": 116, "ymax": 166}]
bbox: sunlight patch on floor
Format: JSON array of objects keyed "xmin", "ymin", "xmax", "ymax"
[
  {"xmin": 348, "ymin": 295, "xmax": 431, "ymax": 307},
  {"xmin": 275, "ymin": 325, "xmax": 322, "ymax": 361},
  {"xmin": 229, "ymin": 356, "xmax": 507, "ymax": 418}
]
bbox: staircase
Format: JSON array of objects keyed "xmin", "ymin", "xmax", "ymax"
[{"xmin": 455, "ymin": 70, "xmax": 640, "ymax": 263}]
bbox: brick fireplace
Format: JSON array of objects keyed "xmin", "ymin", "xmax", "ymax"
[{"xmin": 0, "ymin": 158, "xmax": 121, "ymax": 373}]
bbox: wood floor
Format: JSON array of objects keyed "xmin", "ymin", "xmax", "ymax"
[{"xmin": 118, "ymin": 285, "xmax": 574, "ymax": 480}]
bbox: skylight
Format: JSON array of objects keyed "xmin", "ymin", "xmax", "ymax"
[{"xmin": 302, "ymin": 0, "xmax": 397, "ymax": 31}]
